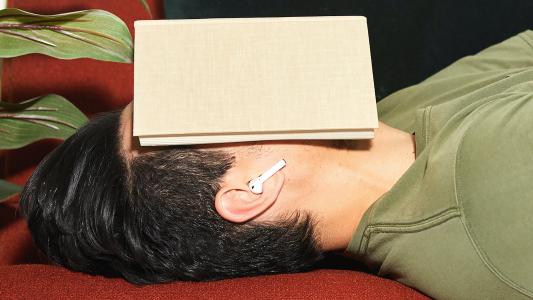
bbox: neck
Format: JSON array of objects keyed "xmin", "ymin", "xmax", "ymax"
[{"xmin": 314, "ymin": 122, "xmax": 416, "ymax": 251}]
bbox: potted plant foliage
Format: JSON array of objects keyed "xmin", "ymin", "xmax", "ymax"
[{"xmin": 0, "ymin": 2, "xmax": 149, "ymax": 202}]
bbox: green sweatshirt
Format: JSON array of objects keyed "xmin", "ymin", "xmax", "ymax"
[{"xmin": 346, "ymin": 30, "xmax": 533, "ymax": 300}]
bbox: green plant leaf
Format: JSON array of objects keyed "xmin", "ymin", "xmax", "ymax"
[
  {"xmin": 0, "ymin": 8, "xmax": 133, "ymax": 63},
  {"xmin": 0, "ymin": 94, "xmax": 88, "ymax": 150},
  {"xmin": 139, "ymin": 0, "xmax": 153, "ymax": 18},
  {"xmin": 0, "ymin": 179, "xmax": 21, "ymax": 203}
]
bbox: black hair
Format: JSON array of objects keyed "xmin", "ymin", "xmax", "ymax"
[{"xmin": 19, "ymin": 110, "xmax": 322, "ymax": 284}]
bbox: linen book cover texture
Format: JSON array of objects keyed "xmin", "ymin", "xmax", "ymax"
[{"xmin": 134, "ymin": 16, "xmax": 378, "ymax": 145}]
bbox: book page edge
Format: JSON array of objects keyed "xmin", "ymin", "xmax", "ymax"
[{"xmin": 139, "ymin": 130, "xmax": 375, "ymax": 146}]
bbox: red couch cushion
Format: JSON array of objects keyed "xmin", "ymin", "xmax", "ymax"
[
  {"xmin": 0, "ymin": 265, "xmax": 427, "ymax": 299},
  {"xmin": 0, "ymin": 0, "xmax": 428, "ymax": 298}
]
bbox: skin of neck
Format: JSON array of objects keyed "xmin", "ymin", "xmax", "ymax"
[
  {"xmin": 120, "ymin": 103, "xmax": 416, "ymax": 253},
  {"xmin": 212, "ymin": 123, "xmax": 416, "ymax": 252}
]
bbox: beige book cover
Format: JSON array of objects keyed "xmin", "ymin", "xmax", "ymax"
[{"xmin": 134, "ymin": 16, "xmax": 378, "ymax": 146}]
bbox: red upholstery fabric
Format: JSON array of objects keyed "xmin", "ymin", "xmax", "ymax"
[
  {"xmin": 0, "ymin": 1, "xmax": 428, "ymax": 298},
  {"xmin": 0, "ymin": 265, "xmax": 427, "ymax": 300}
]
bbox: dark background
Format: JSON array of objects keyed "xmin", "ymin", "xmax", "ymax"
[{"xmin": 164, "ymin": 0, "xmax": 533, "ymax": 100}]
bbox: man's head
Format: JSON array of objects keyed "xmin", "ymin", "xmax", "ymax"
[{"xmin": 20, "ymin": 104, "xmax": 348, "ymax": 284}]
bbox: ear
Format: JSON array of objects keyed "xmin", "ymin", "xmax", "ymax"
[{"xmin": 215, "ymin": 171, "xmax": 285, "ymax": 223}]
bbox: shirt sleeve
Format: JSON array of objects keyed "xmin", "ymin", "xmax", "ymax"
[
  {"xmin": 377, "ymin": 30, "xmax": 533, "ymax": 133},
  {"xmin": 427, "ymin": 30, "xmax": 533, "ymax": 80}
]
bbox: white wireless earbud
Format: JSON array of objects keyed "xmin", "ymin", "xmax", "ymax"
[{"xmin": 248, "ymin": 159, "xmax": 287, "ymax": 194}]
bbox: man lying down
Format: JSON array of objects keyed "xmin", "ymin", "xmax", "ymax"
[{"xmin": 20, "ymin": 30, "xmax": 533, "ymax": 299}]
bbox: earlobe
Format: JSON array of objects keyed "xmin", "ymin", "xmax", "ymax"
[{"xmin": 215, "ymin": 171, "xmax": 284, "ymax": 223}]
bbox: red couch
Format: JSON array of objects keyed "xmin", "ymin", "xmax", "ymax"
[{"xmin": 0, "ymin": 1, "xmax": 428, "ymax": 298}]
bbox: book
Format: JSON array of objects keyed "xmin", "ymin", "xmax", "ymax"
[{"xmin": 133, "ymin": 16, "xmax": 378, "ymax": 146}]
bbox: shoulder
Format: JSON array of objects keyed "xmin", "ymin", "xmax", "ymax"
[{"xmin": 377, "ymin": 30, "xmax": 533, "ymax": 134}]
